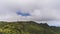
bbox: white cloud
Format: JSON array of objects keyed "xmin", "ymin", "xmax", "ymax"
[{"xmin": 0, "ymin": 0, "xmax": 60, "ymax": 25}]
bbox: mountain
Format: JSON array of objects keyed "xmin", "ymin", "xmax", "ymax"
[{"xmin": 0, "ymin": 21, "xmax": 59, "ymax": 34}]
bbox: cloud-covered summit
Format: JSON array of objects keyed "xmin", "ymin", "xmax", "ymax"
[{"xmin": 0, "ymin": 0, "xmax": 60, "ymax": 23}]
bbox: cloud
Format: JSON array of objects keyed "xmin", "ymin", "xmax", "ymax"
[{"xmin": 0, "ymin": 0, "xmax": 60, "ymax": 23}]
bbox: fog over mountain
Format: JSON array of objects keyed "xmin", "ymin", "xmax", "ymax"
[{"xmin": 0, "ymin": 0, "xmax": 60, "ymax": 26}]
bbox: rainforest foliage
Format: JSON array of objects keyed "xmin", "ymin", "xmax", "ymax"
[{"xmin": 0, "ymin": 21, "xmax": 59, "ymax": 34}]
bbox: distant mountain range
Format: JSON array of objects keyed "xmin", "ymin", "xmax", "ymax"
[{"xmin": 0, "ymin": 21, "xmax": 59, "ymax": 34}]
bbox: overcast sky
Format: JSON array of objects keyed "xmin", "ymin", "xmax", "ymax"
[{"xmin": 0, "ymin": 0, "xmax": 60, "ymax": 26}]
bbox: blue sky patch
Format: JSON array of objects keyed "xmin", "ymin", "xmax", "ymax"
[{"xmin": 16, "ymin": 11, "xmax": 31, "ymax": 16}]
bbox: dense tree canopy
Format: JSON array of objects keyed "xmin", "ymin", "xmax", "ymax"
[{"xmin": 0, "ymin": 21, "xmax": 59, "ymax": 34}]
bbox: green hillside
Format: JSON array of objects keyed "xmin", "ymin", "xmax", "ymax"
[{"xmin": 0, "ymin": 21, "xmax": 59, "ymax": 34}]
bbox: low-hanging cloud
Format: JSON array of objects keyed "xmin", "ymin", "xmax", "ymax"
[{"xmin": 0, "ymin": 0, "xmax": 60, "ymax": 22}]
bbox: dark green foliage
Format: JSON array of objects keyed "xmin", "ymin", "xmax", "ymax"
[{"xmin": 0, "ymin": 21, "xmax": 59, "ymax": 34}]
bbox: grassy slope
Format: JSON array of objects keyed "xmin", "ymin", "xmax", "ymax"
[{"xmin": 0, "ymin": 21, "xmax": 59, "ymax": 34}]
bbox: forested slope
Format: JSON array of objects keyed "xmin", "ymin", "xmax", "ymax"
[{"xmin": 0, "ymin": 21, "xmax": 59, "ymax": 34}]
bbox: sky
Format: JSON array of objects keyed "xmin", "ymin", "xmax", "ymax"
[{"xmin": 0, "ymin": 0, "xmax": 60, "ymax": 26}]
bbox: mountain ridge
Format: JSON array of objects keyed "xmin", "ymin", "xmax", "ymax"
[{"xmin": 0, "ymin": 21, "xmax": 59, "ymax": 34}]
